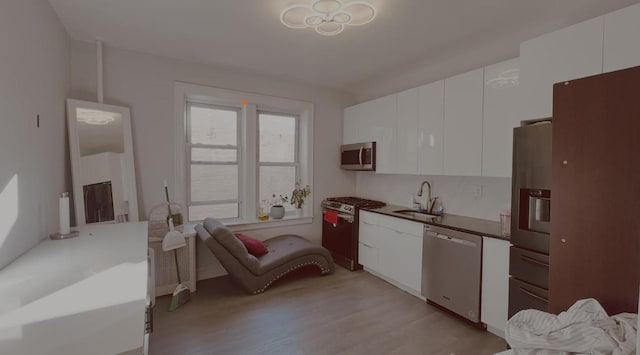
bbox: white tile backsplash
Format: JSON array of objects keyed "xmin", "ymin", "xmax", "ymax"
[{"xmin": 355, "ymin": 173, "xmax": 511, "ymax": 221}]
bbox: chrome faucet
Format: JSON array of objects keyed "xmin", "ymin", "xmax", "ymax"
[{"xmin": 417, "ymin": 180, "xmax": 433, "ymax": 211}]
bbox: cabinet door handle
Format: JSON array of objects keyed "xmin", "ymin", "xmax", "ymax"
[
  {"xmin": 519, "ymin": 287, "xmax": 547, "ymax": 303},
  {"xmin": 520, "ymin": 255, "xmax": 549, "ymax": 269},
  {"xmin": 360, "ymin": 242, "xmax": 372, "ymax": 248}
]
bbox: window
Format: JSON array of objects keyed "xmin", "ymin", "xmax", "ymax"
[
  {"xmin": 187, "ymin": 103, "xmax": 241, "ymax": 221},
  {"xmin": 258, "ymin": 112, "xmax": 298, "ymax": 212},
  {"xmin": 175, "ymin": 82, "xmax": 313, "ymax": 225}
]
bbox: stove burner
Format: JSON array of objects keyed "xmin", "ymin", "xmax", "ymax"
[{"xmin": 324, "ymin": 196, "xmax": 386, "ymax": 208}]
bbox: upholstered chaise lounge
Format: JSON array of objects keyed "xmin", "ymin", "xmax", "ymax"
[{"xmin": 196, "ymin": 218, "xmax": 334, "ymax": 294}]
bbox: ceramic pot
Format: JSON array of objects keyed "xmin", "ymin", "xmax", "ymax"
[{"xmin": 270, "ymin": 205, "xmax": 285, "ymax": 219}]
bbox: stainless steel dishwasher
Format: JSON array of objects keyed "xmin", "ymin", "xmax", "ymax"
[{"xmin": 422, "ymin": 224, "xmax": 482, "ymax": 323}]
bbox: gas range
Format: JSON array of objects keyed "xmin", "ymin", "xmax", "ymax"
[
  {"xmin": 321, "ymin": 196, "xmax": 386, "ymax": 271},
  {"xmin": 321, "ymin": 196, "xmax": 386, "ymax": 215}
]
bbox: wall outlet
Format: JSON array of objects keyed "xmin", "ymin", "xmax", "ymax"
[{"xmin": 473, "ymin": 185, "xmax": 483, "ymax": 199}]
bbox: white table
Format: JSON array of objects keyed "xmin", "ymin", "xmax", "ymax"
[{"xmin": 0, "ymin": 222, "xmax": 148, "ymax": 355}]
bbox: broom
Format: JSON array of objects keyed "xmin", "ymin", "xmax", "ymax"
[{"xmin": 163, "ymin": 184, "xmax": 191, "ymax": 311}]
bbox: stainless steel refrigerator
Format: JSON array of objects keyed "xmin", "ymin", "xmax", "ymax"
[{"xmin": 508, "ymin": 119, "xmax": 552, "ymax": 318}]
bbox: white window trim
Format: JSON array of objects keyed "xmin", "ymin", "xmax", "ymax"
[
  {"xmin": 186, "ymin": 102, "xmax": 242, "ymax": 220},
  {"xmin": 257, "ymin": 111, "xmax": 300, "ymax": 212},
  {"xmin": 174, "ymin": 81, "xmax": 314, "ymax": 227}
]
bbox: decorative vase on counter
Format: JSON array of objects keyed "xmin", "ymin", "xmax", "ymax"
[{"xmin": 270, "ymin": 205, "xmax": 285, "ymax": 219}]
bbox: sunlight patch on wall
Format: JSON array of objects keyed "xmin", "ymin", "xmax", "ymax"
[{"xmin": 0, "ymin": 174, "xmax": 19, "ymax": 248}]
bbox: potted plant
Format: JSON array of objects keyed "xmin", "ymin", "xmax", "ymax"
[
  {"xmin": 269, "ymin": 194, "xmax": 288, "ymax": 219},
  {"xmin": 290, "ymin": 181, "xmax": 311, "ymax": 214}
]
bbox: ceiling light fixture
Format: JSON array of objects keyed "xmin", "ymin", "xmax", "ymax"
[
  {"xmin": 76, "ymin": 108, "xmax": 120, "ymax": 125},
  {"xmin": 280, "ymin": 0, "xmax": 376, "ymax": 36}
]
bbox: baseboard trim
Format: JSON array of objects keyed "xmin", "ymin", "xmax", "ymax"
[
  {"xmin": 362, "ymin": 267, "xmax": 425, "ymax": 301},
  {"xmin": 486, "ymin": 325, "xmax": 505, "ymax": 339}
]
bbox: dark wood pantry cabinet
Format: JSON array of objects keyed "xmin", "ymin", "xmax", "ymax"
[{"xmin": 550, "ymin": 65, "xmax": 640, "ymax": 315}]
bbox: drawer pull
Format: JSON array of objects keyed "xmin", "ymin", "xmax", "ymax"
[
  {"xmin": 519, "ymin": 287, "xmax": 547, "ymax": 303},
  {"xmin": 520, "ymin": 255, "xmax": 549, "ymax": 269}
]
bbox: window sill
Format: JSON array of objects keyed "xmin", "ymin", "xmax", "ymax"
[{"xmin": 183, "ymin": 215, "xmax": 313, "ymax": 236}]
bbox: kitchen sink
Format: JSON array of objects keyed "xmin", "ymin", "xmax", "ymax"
[{"xmin": 393, "ymin": 209, "xmax": 440, "ymax": 219}]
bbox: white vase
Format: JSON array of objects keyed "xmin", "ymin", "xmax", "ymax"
[
  {"xmin": 294, "ymin": 208, "xmax": 303, "ymax": 217},
  {"xmin": 270, "ymin": 206, "xmax": 285, "ymax": 219}
]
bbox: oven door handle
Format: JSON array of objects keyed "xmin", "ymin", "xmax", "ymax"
[
  {"xmin": 358, "ymin": 146, "xmax": 364, "ymax": 166},
  {"xmin": 323, "ymin": 211, "xmax": 354, "ymax": 224}
]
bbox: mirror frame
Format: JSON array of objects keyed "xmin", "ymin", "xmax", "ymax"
[{"xmin": 66, "ymin": 99, "xmax": 139, "ymax": 226}]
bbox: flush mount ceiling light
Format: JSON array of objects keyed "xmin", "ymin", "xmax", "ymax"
[
  {"xmin": 280, "ymin": 0, "xmax": 376, "ymax": 36},
  {"xmin": 76, "ymin": 108, "xmax": 120, "ymax": 125}
]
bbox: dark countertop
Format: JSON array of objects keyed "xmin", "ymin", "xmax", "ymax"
[{"xmin": 361, "ymin": 204, "xmax": 509, "ymax": 241}]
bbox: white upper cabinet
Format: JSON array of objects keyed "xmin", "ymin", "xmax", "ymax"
[
  {"xmin": 418, "ymin": 80, "xmax": 445, "ymax": 175},
  {"xmin": 482, "ymin": 58, "xmax": 521, "ymax": 178},
  {"xmin": 603, "ymin": 3, "xmax": 640, "ymax": 73},
  {"xmin": 443, "ymin": 69, "xmax": 484, "ymax": 176},
  {"xmin": 519, "ymin": 17, "xmax": 604, "ymax": 120},
  {"xmin": 396, "ymin": 88, "xmax": 419, "ymax": 174},
  {"xmin": 343, "ymin": 103, "xmax": 361, "ymax": 144},
  {"xmin": 368, "ymin": 94, "xmax": 397, "ymax": 174},
  {"xmin": 343, "ymin": 95, "xmax": 396, "ymax": 173}
]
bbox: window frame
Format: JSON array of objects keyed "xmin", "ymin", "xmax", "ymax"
[
  {"xmin": 257, "ymin": 111, "xmax": 300, "ymax": 211},
  {"xmin": 186, "ymin": 102, "xmax": 242, "ymax": 221},
  {"xmin": 174, "ymin": 82, "xmax": 314, "ymax": 228}
]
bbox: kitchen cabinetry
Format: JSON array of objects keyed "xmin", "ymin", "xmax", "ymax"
[
  {"xmin": 482, "ymin": 58, "xmax": 521, "ymax": 177},
  {"xmin": 358, "ymin": 211, "xmax": 381, "ymax": 272},
  {"xmin": 368, "ymin": 94, "xmax": 397, "ymax": 174},
  {"xmin": 603, "ymin": 3, "xmax": 640, "ymax": 73},
  {"xmin": 417, "ymin": 80, "xmax": 445, "ymax": 175},
  {"xmin": 396, "ymin": 88, "xmax": 419, "ymax": 174},
  {"xmin": 359, "ymin": 210, "xmax": 422, "ymax": 294},
  {"xmin": 551, "ymin": 66, "xmax": 640, "ymax": 315},
  {"xmin": 481, "ymin": 237, "xmax": 510, "ymax": 337},
  {"xmin": 343, "ymin": 103, "xmax": 362, "ymax": 144},
  {"xmin": 343, "ymin": 94, "xmax": 398, "ymax": 173},
  {"xmin": 519, "ymin": 17, "xmax": 604, "ymax": 120},
  {"xmin": 443, "ymin": 68, "xmax": 484, "ymax": 176}
]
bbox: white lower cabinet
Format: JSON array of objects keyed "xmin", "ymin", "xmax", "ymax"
[
  {"xmin": 358, "ymin": 212, "xmax": 382, "ymax": 272},
  {"xmin": 359, "ymin": 211, "xmax": 423, "ymax": 295},
  {"xmin": 481, "ymin": 237, "xmax": 510, "ymax": 337}
]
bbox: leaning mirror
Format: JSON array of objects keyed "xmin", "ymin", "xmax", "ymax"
[{"xmin": 67, "ymin": 99, "xmax": 139, "ymax": 226}]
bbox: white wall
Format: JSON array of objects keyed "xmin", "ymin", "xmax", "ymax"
[
  {"xmin": 69, "ymin": 41, "xmax": 356, "ymax": 278},
  {"xmin": 356, "ymin": 174, "xmax": 511, "ymax": 222},
  {"xmin": 0, "ymin": 0, "xmax": 70, "ymax": 269}
]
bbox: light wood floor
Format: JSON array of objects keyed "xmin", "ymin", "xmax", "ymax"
[{"xmin": 150, "ymin": 267, "xmax": 508, "ymax": 355}]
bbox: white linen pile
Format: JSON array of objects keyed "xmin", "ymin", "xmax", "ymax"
[{"xmin": 496, "ymin": 298, "xmax": 637, "ymax": 355}]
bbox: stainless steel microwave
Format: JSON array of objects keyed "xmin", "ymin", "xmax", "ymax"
[{"xmin": 340, "ymin": 142, "xmax": 376, "ymax": 171}]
